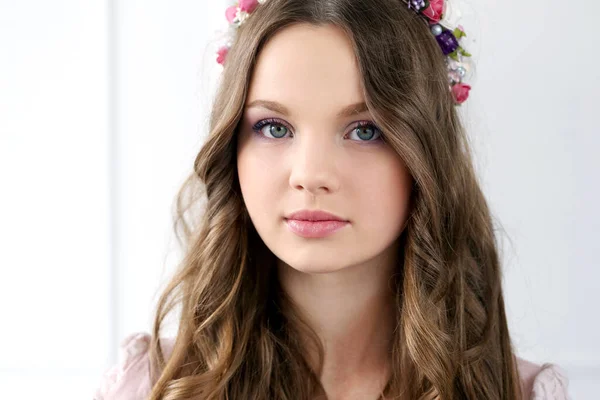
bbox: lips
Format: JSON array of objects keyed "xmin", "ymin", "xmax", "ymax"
[
  {"xmin": 285, "ymin": 210, "xmax": 348, "ymax": 222},
  {"xmin": 284, "ymin": 210, "xmax": 349, "ymax": 238}
]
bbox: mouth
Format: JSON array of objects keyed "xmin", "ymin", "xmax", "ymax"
[
  {"xmin": 284, "ymin": 209, "xmax": 348, "ymax": 222},
  {"xmin": 284, "ymin": 209, "xmax": 349, "ymax": 238}
]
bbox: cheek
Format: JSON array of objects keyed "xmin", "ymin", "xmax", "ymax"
[
  {"xmin": 351, "ymin": 154, "xmax": 412, "ymax": 233},
  {"xmin": 237, "ymin": 148, "xmax": 261, "ymax": 210},
  {"xmin": 237, "ymin": 139, "xmax": 283, "ymax": 216}
]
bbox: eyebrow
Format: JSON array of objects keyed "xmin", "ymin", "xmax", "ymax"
[{"xmin": 245, "ymin": 99, "xmax": 370, "ymax": 119}]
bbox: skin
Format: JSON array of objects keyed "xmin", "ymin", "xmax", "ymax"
[{"xmin": 236, "ymin": 23, "xmax": 413, "ymax": 399}]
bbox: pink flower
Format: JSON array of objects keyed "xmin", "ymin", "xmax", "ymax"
[
  {"xmin": 239, "ymin": 0, "xmax": 260, "ymax": 13},
  {"xmin": 451, "ymin": 83, "xmax": 471, "ymax": 104},
  {"xmin": 217, "ymin": 46, "xmax": 229, "ymax": 65},
  {"xmin": 422, "ymin": 0, "xmax": 444, "ymax": 23},
  {"xmin": 225, "ymin": 5, "xmax": 238, "ymax": 23}
]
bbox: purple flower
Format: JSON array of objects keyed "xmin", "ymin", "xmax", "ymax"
[
  {"xmin": 408, "ymin": 0, "xmax": 426, "ymax": 11},
  {"xmin": 435, "ymin": 29, "xmax": 459, "ymax": 55}
]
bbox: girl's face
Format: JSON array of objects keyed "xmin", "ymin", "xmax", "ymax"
[{"xmin": 237, "ymin": 23, "xmax": 413, "ymax": 274}]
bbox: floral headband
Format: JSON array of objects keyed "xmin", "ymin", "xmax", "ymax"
[{"xmin": 216, "ymin": 0, "xmax": 473, "ymax": 105}]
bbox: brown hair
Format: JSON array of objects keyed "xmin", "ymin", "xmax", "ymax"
[{"xmin": 146, "ymin": 0, "xmax": 522, "ymax": 398}]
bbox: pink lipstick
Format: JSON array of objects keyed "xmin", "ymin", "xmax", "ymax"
[{"xmin": 284, "ymin": 210, "xmax": 349, "ymax": 238}]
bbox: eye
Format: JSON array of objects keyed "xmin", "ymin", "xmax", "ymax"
[
  {"xmin": 252, "ymin": 119, "xmax": 292, "ymax": 139},
  {"xmin": 347, "ymin": 122, "xmax": 382, "ymax": 142}
]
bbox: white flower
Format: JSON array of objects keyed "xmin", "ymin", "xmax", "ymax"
[
  {"xmin": 442, "ymin": 1, "xmax": 463, "ymax": 30},
  {"xmin": 235, "ymin": 10, "xmax": 250, "ymax": 25}
]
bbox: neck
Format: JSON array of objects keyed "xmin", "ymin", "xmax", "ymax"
[{"xmin": 276, "ymin": 246, "xmax": 398, "ymax": 387}]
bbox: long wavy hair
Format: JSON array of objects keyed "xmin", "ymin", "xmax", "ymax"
[{"xmin": 145, "ymin": 0, "xmax": 522, "ymax": 398}]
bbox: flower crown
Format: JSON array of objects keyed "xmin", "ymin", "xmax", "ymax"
[{"xmin": 216, "ymin": 0, "xmax": 473, "ymax": 105}]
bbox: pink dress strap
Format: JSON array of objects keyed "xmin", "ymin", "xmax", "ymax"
[
  {"xmin": 517, "ymin": 356, "xmax": 571, "ymax": 399},
  {"xmin": 93, "ymin": 332, "xmax": 155, "ymax": 400}
]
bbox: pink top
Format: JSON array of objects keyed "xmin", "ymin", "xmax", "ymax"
[{"xmin": 93, "ymin": 332, "xmax": 571, "ymax": 399}]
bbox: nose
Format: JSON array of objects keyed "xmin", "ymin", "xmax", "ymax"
[{"xmin": 288, "ymin": 133, "xmax": 340, "ymax": 195}]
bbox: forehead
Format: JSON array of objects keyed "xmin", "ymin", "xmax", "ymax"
[{"xmin": 246, "ymin": 23, "xmax": 365, "ymax": 116}]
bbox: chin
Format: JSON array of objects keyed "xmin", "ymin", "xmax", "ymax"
[
  {"xmin": 275, "ymin": 249, "xmax": 353, "ymax": 275},
  {"xmin": 283, "ymin": 262, "xmax": 346, "ymax": 275}
]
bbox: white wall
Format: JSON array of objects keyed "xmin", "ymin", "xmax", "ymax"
[
  {"xmin": 462, "ymin": 1, "xmax": 600, "ymax": 397},
  {"xmin": 0, "ymin": 0, "xmax": 597, "ymax": 398},
  {"xmin": 0, "ymin": 0, "xmax": 112, "ymax": 398}
]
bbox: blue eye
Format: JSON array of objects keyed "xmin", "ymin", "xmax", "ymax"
[
  {"xmin": 251, "ymin": 119, "xmax": 383, "ymax": 142},
  {"xmin": 252, "ymin": 119, "xmax": 292, "ymax": 139},
  {"xmin": 347, "ymin": 122, "xmax": 382, "ymax": 142}
]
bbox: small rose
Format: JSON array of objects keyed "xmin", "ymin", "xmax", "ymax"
[
  {"xmin": 421, "ymin": 0, "xmax": 444, "ymax": 23},
  {"xmin": 451, "ymin": 83, "xmax": 471, "ymax": 104},
  {"xmin": 217, "ymin": 46, "xmax": 229, "ymax": 65},
  {"xmin": 239, "ymin": 0, "xmax": 260, "ymax": 13},
  {"xmin": 225, "ymin": 6, "xmax": 238, "ymax": 23}
]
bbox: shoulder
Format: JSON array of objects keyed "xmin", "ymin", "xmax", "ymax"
[
  {"xmin": 516, "ymin": 356, "xmax": 571, "ymax": 400},
  {"xmin": 93, "ymin": 332, "xmax": 176, "ymax": 400},
  {"xmin": 95, "ymin": 338, "xmax": 571, "ymax": 400}
]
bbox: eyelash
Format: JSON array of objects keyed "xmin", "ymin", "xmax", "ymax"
[{"xmin": 251, "ymin": 118, "xmax": 383, "ymax": 143}]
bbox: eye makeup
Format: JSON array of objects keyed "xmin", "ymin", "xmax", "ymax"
[
  {"xmin": 252, "ymin": 118, "xmax": 292, "ymax": 139},
  {"xmin": 249, "ymin": 117, "xmax": 384, "ymax": 144}
]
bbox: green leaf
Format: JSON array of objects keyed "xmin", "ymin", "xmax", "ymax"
[
  {"xmin": 458, "ymin": 48, "xmax": 472, "ymax": 57},
  {"xmin": 449, "ymin": 50, "xmax": 459, "ymax": 61},
  {"xmin": 453, "ymin": 28, "xmax": 466, "ymax": 39}
]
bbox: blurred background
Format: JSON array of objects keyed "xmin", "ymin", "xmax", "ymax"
[{"xmin": 0, "ymin": 0, "xmax": 597, "ymax": 398}]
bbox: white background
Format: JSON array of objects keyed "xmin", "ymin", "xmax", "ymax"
[{"xmin": 0, "ymin": 0, "xmax": 597, "ymax": 398}]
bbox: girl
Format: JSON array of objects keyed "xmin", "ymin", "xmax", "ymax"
[{"xmin": 94, "ymin": 0, "xmax": 570, "ymax": 398}]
